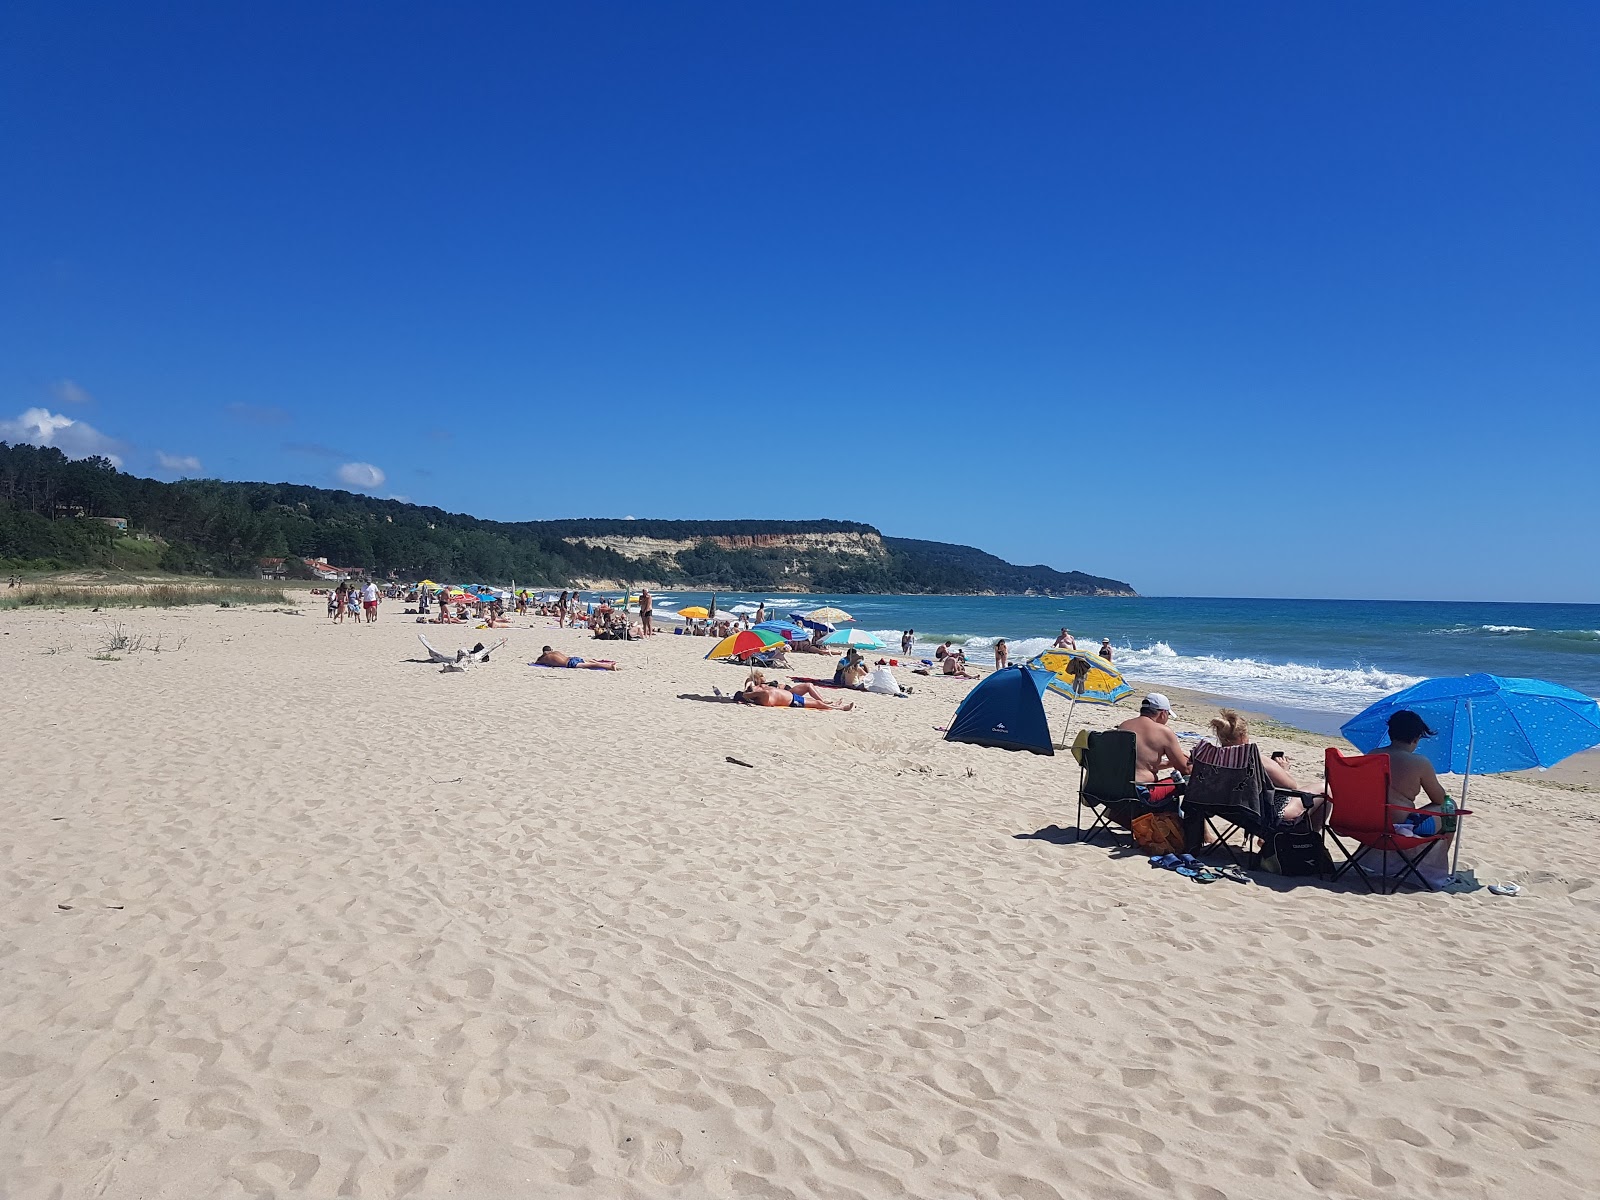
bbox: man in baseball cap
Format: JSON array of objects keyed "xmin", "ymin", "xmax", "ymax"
[{"xmin": 1117, "ymin": 691, "xmax": 1189, "ymax": 795}]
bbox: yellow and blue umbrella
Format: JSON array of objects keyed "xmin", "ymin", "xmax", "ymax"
[
  {"xmin": 1026, "ymin": 648, "xmax": 1132, "ymax": 746},
  {"xmin": 1026, "ymin": 649, "xmax": 1131, "ymax": 704}
]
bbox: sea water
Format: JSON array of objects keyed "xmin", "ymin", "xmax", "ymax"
[{"xmin": 654, "ymin": 593, "xmax": 1600, "ymax": 728}]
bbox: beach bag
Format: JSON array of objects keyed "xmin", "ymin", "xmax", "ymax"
[
  {"xmin": 1261, "ymin": 828, "xmax": 1331, "ymax": 877},
  {"xmin": 1131, "ymin": 812, "xmax": 1187, "ymax": 856},
  {"xmin": 864, "ymin": 666, "xmax": 901, "ymax": 695}
]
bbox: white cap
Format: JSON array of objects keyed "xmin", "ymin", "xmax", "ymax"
[{"xmin": 1142, "ymin": 692, "xmax": 1173, "ymax": 713}]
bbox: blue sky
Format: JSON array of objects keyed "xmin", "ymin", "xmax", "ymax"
[{"xmin": 2, "ymin": 3, "xmax": 1596, "ymax": 601}]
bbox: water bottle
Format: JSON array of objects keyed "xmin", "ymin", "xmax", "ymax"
[{"xmin": 1441, "ymin": 794, "xmax": 1458, "ymax": 834}]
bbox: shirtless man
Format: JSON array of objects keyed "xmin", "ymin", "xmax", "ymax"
[
  {"xmin": 942, "ymin": 650, "xmax": 976, "ymax": 678},
  {"xmin": 1117, "ymin": 692, "xmax": 1191, "ymax": 784},
  {"xmin": 1055, "ymin": 628, "xmax": 1077, "ymax": 650},
  {"xmin": 639, "ymin": 589, "xmax": 653, "ymax": 636},
  {"xmin": 735, "ymin": 680, "xmax": 852, "ymax": 711},
  {"xmin": 1366, "ymin": 710, "xmax": 1447, "ymax": 810},
  {"xmin": 535, "ymin": 646, "xmax": 619, "ymax": 670}
]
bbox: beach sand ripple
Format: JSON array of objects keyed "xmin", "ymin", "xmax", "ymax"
[{"xmin": 2, "ymin": 601, "xmax": 1597, "ymax": 1198}]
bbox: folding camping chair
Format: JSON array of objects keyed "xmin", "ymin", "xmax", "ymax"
[
  {"xmin": 1323, "ymin": 749, "xmax": 1453, "ymax": 894},
  {"xmin": 1075, "ymin": 730, "xmax": 1184, "ymax": 844},
  {"xmin": 1185, "ymin": 741, "xmax": 1325, "ymax": 867}
]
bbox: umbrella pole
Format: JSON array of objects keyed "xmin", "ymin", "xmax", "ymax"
[
  {"xmin": 1450, "ymin": 701, "xmax": 1474, "ymax": 882},
  {"xmin": 1058, "ymin": 695, "xmax": 1080, "ymax": 749}
]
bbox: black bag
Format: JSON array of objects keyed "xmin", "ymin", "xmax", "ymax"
[{"xmin": 1262, "ymin": 828, "xmax": 1331, "ymax": 877}]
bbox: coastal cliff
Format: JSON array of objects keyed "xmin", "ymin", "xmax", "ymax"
[{"xmin": 0, "ymin": 445, "xmax": 1137, "ymax": 595}]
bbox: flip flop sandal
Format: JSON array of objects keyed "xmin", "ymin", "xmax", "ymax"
[
  {"xmin": 1178, "ymin": 853, "xmax": 1199, "ymax": 866},
  {"xmin": 1191, "ymin": 868, "xmax": 1222, "ymax": 883},
  {"xmin": 1175, "ymin": 865, "xmax": 1200, "ymax": 878},
  {"xmin": 1488, "ymin": 882, "xmax": 1522, "ymax": 896},
  {"xmin": 1151, "ymin": 854, "xmax": 1180, "ymax": 869},
  {"xmin": 1219, "ymin": 865, "xmax": 1252, "ymax": 885}
]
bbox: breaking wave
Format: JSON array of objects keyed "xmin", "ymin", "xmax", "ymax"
[
  {"xmin": 1430, "ymin": 624, "xmax": 1600, "ymax": 645},
  {"xmin": 885, "ymin": 630, "xmax": 1421, "ymax": 712},
  {"xmin": 1111, "ymin": 643, "xmax": 1424, "ymax": 712}
]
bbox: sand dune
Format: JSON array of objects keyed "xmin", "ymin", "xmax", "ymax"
[{"xmin": 2, "ymin": 598, "xmax": 1597, "ymax": 1199}]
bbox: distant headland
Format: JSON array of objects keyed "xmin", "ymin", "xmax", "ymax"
[{"xmin": 0, "ymin": 443, "xmax": 1137, "ymax": 596}]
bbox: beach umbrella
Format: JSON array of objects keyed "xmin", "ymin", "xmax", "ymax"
[
  {"xmin": 1341, "ymin": 674, "xmax": 1600, "ymax": 877},
  {"xmin": 754, "ymin": 621, "xmax": 809, "ymax": 643},
  {"xmin": 419, "ymin": 579, "xmax": 439, "ymax": 590},
  {"xmin": 789, "ymin": 611, "xmax": 836, "ymax": 634},
  {"xmin": 705, "ymin": 628, "xmax": 788, "ymax": 661},
  {"xmin": 730, "ymin": 603, "xmax": 760, "ymax": 615},
  {"xmin": 677, "ymin": 606, "xmax": 710, "ymax": 619},
  {"xmin": 1026, "ymin": 648, "xmax": 1133, "ymax": 746},
  {"xmin": 804, "ymin": 606, "xmax": 854, "ymax": 624},
  {"xmin": 822, "ymin": 628, "xmax": 885, "ymax": 650}
]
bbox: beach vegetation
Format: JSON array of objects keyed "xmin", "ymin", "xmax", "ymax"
[
  {"xmin": 1, "ymin": 583, "xmax": 290, "ymax": 611},
  {"xmin": 1, "ymin": 441, "xmax": 1134, "ymax": 595}
]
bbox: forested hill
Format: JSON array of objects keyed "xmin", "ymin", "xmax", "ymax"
[{"xmin": 0, "ymin": 444, "xmax": 1136, "ymax": 595}]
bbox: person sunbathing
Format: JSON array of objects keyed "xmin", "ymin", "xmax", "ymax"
[
  {"xmin": 941, "ymin": 650, "xmax": 976, "ymax": 678},
  {"xmin": 734, "ymin": 680, "xmax": 852, "ymax": 711},
  {"xmin": 834, "ymin": 648, "xmax": 870, "ymax": 688},
  {"xmin": 1116, "ymin": 692, "xmax": 1190, "ymax": 787},
  {"xmin": 1202, "ymin": 708, "xmax": 1323, "ymax": 823},
  {"xmin": 535, "ymin": 646, "xmax": 619, "ymax": 670},
  {"xmin": 431, "ymin": 608, "xmax": 464, "ymax": 624}
]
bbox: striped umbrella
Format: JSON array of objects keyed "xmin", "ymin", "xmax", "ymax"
[{"xmin": 706, "ymin": 628, "xmax": 788, "ymax": 661}]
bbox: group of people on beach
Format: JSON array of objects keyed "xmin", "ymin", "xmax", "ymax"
[
  {"xmin": 326, "ymin": 580, "xmax": 380, "ymax": 624},
  {"xmin": 1115, "ymin": 691, "xmax": 1449, "ymax": 832}
]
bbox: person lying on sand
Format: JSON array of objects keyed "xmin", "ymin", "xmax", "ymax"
[
  {"xmin": 535, "ymin": 646, "xmax": 620, "ymax": 670},
  {"xmin": 431, "ymin": 609, "xmax": 464, "ymax": 624},
  {"xmin": 734, "ymin": 681, "xmax": 852, "ymax": 711},
  {"xmin": 941, "ymin": 650, "xmax": 976, "ymax": 678}
]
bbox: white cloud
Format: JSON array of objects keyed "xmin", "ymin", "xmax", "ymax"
[
  {"xmin": 337, "ymin": 461, "xmax": 386, "ymax": 489},
  {"xmin": 0, "ymin": 407, "xmax": 125, "ymax": 467},
  {"xmin": 52, "ymin": 379, "xmax": 93, "ymax": 405},
  {"xmin": 156, "ymin": 451, "xmax": 203, "ymax": 475}
]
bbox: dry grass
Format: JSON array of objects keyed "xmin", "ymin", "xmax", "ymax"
[{"xmin": 0, "ymin": 582, "xmax": 291, "ymax": 610}]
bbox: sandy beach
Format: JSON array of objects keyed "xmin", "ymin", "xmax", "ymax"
[{"xmin": 3, "ymin": 594, "xmax": 1598, "ymax": 1200}]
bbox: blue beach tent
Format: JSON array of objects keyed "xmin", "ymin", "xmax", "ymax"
[{"xmin": 944, "ymin": 666, "xmax": 1055, "ymax": 755}]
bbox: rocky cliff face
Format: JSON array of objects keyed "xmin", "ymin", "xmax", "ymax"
[{"xmin": 564, "ymin": 530, "xmax": 884, "ymax": 563}]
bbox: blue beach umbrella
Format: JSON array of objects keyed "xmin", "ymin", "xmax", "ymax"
[
  {"xmin": 755, "ymin": 621, "xmax": 810, "ymax": 643},
  {"xmin": 1341, "ymin": 673, "xmax": 1600, "ymax": 875},
  {"xmin": 822, "ymin": 628, "xmax": 885, "ymax": 650},
  {"xmin": 789, "ymin": 612, "xmax": 836, "ymax": 634}
]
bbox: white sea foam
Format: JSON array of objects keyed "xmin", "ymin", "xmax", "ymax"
[
  {"xmin": 1106, "ymin": 643, "xmax": 1423, "ymax": 712},
  {"xmin": 891, "ymin": 627, "xmax": 1421, "ymax": 713}
]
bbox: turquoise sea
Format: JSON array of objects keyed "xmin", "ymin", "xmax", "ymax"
[{"xmin": 641, "ymin": 593, "xmax": 1600, "ymax": 733}]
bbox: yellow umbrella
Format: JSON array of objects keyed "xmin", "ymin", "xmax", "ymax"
[
  {"xmin": 419, "ymin": 579, "xmax": 439, "ymax": 590},
  {"xmin": 804, "ymin": 606, "xmax": 853, "ymax": 624},
  {"xmin": 677, "ymin": 606, "xmax": 710, "ymax": 619},
  {"xmin": 1025, "ymin": 649, "xmax": 1132, "ymax": 746}
]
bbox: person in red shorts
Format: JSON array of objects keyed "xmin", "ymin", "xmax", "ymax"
[{"xmin": 1117, "ymin": 692, "xmax": 1190, "ymax": 801}]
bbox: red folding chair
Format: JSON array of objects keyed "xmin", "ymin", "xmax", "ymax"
[{"xmin": 1323, "ymin": 749, "xmax": 1453, "ymax": 894}]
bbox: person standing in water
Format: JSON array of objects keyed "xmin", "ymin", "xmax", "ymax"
[{"xmin": 993, "ymin": 638, "xmax": 1009, "ymax": 670}]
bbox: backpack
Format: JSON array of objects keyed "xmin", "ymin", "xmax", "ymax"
[
  {"xmin": 1130, "ymin": 812, "xmax": 1187, "ymax": 856},
  {"xmin": 1261, "ymin": 827, "xmax": 1332, "ymax": 877}
]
